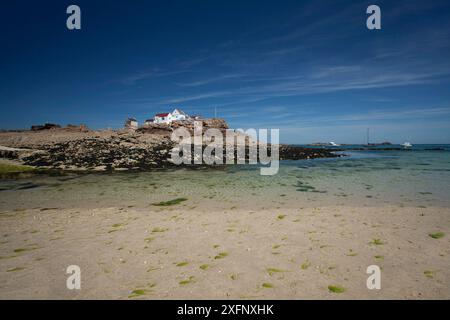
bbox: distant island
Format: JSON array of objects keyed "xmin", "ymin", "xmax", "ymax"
[{"xmin": 309, "ymin": 141, "xmax": 392, "ymax": 146}]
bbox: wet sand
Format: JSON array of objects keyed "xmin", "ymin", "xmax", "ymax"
[{"xmin": 0, "ymin": 205, "xmax": 449, "ymax": 299}]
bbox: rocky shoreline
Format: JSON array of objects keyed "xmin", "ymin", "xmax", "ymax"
[{"xmin": 0, "ymin": 125, "xmax": 340, "ymax": 171}]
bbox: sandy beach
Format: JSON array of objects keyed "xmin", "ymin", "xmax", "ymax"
[
  {"xmin": 1, "ymin": 141, "xmax": 450, "ymax": 300},
  {"xmin": 1, "ymin": 204, "xmax": 449, "ymax": 299}
]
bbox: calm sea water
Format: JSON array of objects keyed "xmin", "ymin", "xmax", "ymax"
[{"xmin": 1, "ymin": 144, "xmax": 450, "ymax": 211}]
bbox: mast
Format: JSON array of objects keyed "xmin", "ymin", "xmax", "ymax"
[{"xmin": 367, "ymin": 128, "xmax": 370, "ymax": 145}]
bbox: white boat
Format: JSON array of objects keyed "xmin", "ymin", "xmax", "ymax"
[
  {"xmin": 402, "ymin": 142, "xmax": 412, "ymax": 148},
  {"xmin": 329, "ymin": 141, "xmax": 340, "ymax": 146}
]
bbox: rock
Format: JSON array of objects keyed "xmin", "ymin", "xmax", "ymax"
[
  {"xmin": 0, "ymin": 146, "xmax": 34, "ymax": 159},
  {"xmin": 2, "ymin": 120, "xmax": 341, "ymax": 171},
  {"xmin": 31, "ymin": 123, "xmax": 61, "ymax": 131},
  {"xmin": 64, "ymin": 124, "xmax": 90, "ymax": 132}
]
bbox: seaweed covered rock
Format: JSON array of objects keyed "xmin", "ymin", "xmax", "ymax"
[{"xmin": 20, "ymin": 134, "xmax": 175, "ymax": 170}]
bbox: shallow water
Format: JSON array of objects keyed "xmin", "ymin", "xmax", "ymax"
[{"xmin": 1, "ymin": 146, "xmax": 450, "ymax": 211}]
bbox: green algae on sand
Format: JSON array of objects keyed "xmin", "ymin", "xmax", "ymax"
[
  {"xmin": 152, "ymin": 198, "xmax": 188, "ymax": 206},
  {"xmin": 214, "ymin": 252, "xmax": 228, "ymax": 259},
  {"xmin": 7, "ymin": 267, "xmax": 26, "ymax": 272},
  {"xmin": 429, "ymin": 232, "xmax": 445, "ymax": 239},
  {"xmin": 14, "ymin": 246, "xmax": 39, "ymax": 253},
  {"xmin": 151, "ymin": 227, "xmax": 169, "ymax": 233},
  {"xmin": 300, "ymin": 260, "xmax": 311, "ymax": 270},
  {"xmin": 424, "ymin": 270, "xmax": 434, "ymax": 278},
  {"xmin": 369, "ymin": 239, "xmax": 384, "ymax": 245},
  {"xmin": 328, "ymin": 285, "xmax": 345, "ymax": 293},
  {"xmin": 0, "ymin": 163, "xmax": 35, "ymax": 174},
  {"xmin": 128, "ymin": 289, "xmax": 146, "ymax": 298},
  {"xmin": 266, "ymin": 268, "xmax": 286, "ymax": 275},
  {"xmin": 179, "ymin": 276, "xmax": 194, "ymax": 285}
]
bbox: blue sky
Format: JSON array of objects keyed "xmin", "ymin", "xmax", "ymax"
[{"xmin": 1, "ymin": 0, "xmax": 450, "ymax": 143}]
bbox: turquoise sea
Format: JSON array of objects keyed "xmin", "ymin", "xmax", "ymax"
[{"xmin": 1, "ymin": 144, "xmax": 450, "ymax": 211}]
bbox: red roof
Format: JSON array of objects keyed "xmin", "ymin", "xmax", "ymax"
[{"xmin": 155, "ymin": 113, "xmax": 169, "ymax": 117}]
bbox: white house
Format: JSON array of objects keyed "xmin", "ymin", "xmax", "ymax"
[
  {"xmin": 154, "ymin": 112, "xmax": 171, "ymax": 124},
  {"xmin": 171, "ymin": 108, "xmax": 188, "ymax": 121},
  {"xmin": 154, "ymin": 108, "xmax": 189, "ymax": 124}
]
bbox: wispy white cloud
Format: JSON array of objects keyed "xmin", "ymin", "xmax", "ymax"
[
  {"xmin": 243, "ymin": 107, "xmax": 450, "ymax": 129},
  {"xmin": 177, "ymin": 56, "xmax": 210, "ymax": 68},
  {"xmin": 332, "ymin": 107, "xmax": 450, "ymax": 122},
  {"xmin": 157, "ymin": 91, "xmax": 231, "ymax": 104},
  {"xmin": 176, "ymin": 73, "xmax": 245, "ymax": 87},
  {"xmin": 146, "ymin": 65, "xmax": 449, "ymax": 105},
  {"xmin": 121, "ymin": 69, "xmax": 189, "ymax": 86}
]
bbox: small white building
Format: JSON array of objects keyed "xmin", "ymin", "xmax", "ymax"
[
  {"xmin": 124, "ymin": 117, "xmax": 138, "ymax": 130},
  {"xmin": 154, "ymin": 108, "xmax": 189, "ymax": 124}
]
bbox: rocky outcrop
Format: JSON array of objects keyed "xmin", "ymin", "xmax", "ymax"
[
  {"xmin": 0, "ymin": 146, "xmax": 34, "ymax": 160},
  {"xmin": 30, "ymin": 123, "xmax": 89, "ymax": 132},
  {"xmin": 64, "ymin": 124, "xmax": 90, "ymax": 132},
  {"xmin": 201, "ymin": 118, "xmax": 229, "ymax": 132},
  {"xmin": 20, "ymin": 133, "xmax": 175, "ymax": 170},
  {"xmin": 137, "ymin": 123, "xmax": 173, "ymax": 136},
  {"xmin": 31, "ymin": 123, "xmax": 61, "ymax": 131},
  {"xmin": 0, "ymin": 119, "xmax": 341, "ymax": 171},
  {"xmin": 279, "ymin": 145, "xmax": 337, "ymax": 160},
  {"xmin": 16, "ymin": 138, "xmax": 339, "ymax": 171},
  {"xmin": 140, "ymin": 118, "xmax": 230, "ymax": 136}
]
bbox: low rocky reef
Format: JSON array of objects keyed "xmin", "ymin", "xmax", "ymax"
[
  {"xmin": 19, "ymin": 134, "xmax": 175, "ymax": 170},
  {"xmin": 0, "ymin": 122, "xmax": 340, "ymax": 172},
  {"xmin": 1, "ymin": 138, "xmax": 340, "ymax": 171}
]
